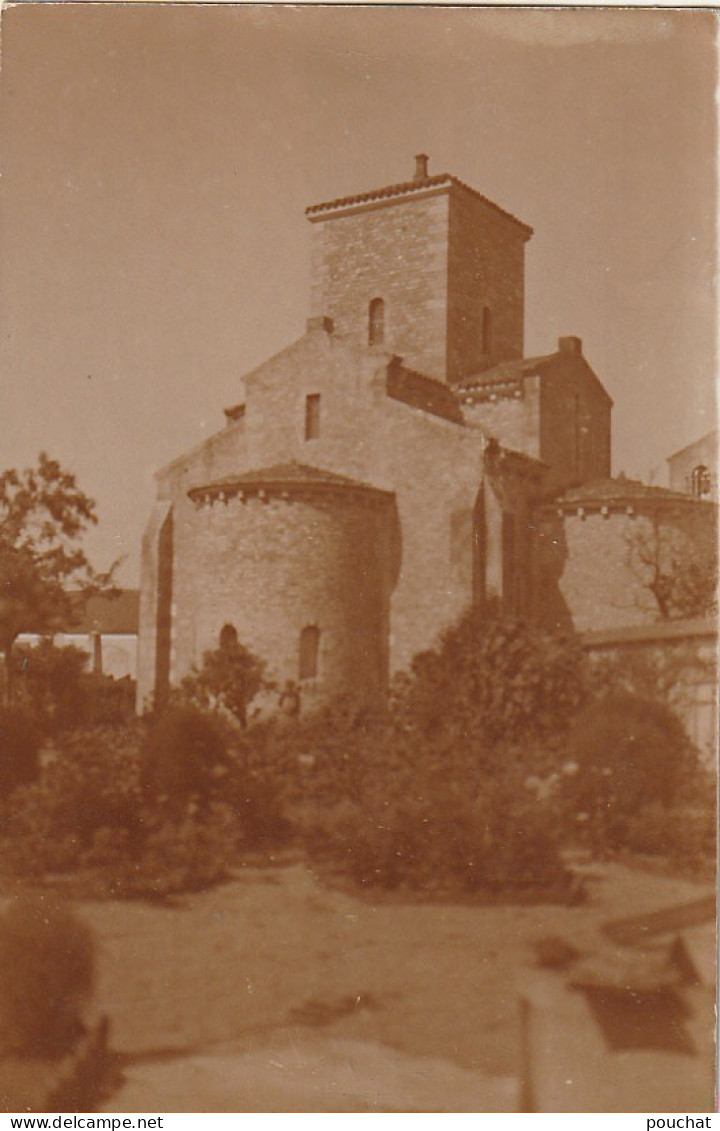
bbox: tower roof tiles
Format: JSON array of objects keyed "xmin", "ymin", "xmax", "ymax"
[{"xmin": 306, "ymin": 171, "xmax": 533, "ymax": 238}]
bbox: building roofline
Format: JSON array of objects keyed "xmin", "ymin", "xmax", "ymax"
[
  {"xmin": 539, "ymin": 476, "xmax": 718, "ymax": 516},
  {"xmin": 666, "ymin": 429, "xmax": 718, "ymax": 463},
  {"xmin": 188, "ymin": 461, "xmax": 395, "ymax": 504},
  {"xmin": 454, "ymin": 346, "xmax": 614, "ymax": 408},
  {"xmin": 306, "ymin": 172, "xmax": 533, "ymax": 239},
  {"xmin": 581, "ymin": 616, "xmax": 716, "ymax": 649}
]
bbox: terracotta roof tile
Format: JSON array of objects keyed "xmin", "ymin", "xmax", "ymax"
[
  {"xmin": 188, "ymin": 462, "xmax": 392, "ymax": 499},
  {"xmin": 453, "ymin": 352, "xmax": 557, "ymax": 391},
  {"xmin": 555, "ymin": 477, "xmax": 706, "ymax": 506},
  {"xmin": 387, "ymin": 362, "xmax": 464, "ymax": 425},
  {"xmin": 306, "ymin": 173, "xmax": 533, "ymax": 238}
]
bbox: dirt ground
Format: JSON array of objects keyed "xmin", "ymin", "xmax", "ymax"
[{"xmin": 64, "ymin": 856, "xmax": 716, "ymax": 1112}]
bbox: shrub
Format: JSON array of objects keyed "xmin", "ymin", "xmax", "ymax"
[
  {"xmin": 1, "ymin": 725, "xmax": 144, "ymax": 878},
  {"xmin": 141, "ymin": 706, "xmax": 230, "ymax": 808},
  {"xmin": 564, "ymin": 693, "xmax": 698, "ymax": 851},
  {"xmin": 237, "ymin": 695, "xmax": 378, "ymax": 809},
  {"xmin": 394, "ymin": 605, "xmax": 589, "ymax": 754},
  {"xmin": 0, "ymin": 718, "xmax": 286, "ymax": 897},
  {"xmin": 11, "ymin": 640, "xmax": 88, "ymax": 735},
  {"xmin": 279, "ymin": 702, "xmax": 570, "ymax": 896},
  {"xmin": 0, "ymin": 707, "xmax": 41, "ymax": 799},
  {"xmin": 102, "ymin": 802, "xmax": 238, "ymax": 899},
  {"xmin": 179, "ymin": 639, "xmax": 270, "ymax": 728},
  {"xmin": 0, "ymin": 895, "xmax": 95, "ymax": 1058},
  {"xmin": 81, "ymin": 673, "xmax": 136, "ymax": 727},
  {"xmin": 609, "ymin": 802, "xmax": 716, "ymax": 875},
  {"xmin": 312, "ymin": 765, "xmax": 569, "ymax": 896}
]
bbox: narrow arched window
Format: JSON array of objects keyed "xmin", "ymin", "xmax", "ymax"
[
  {"xmin": 299, "ymin": 625, "xmax": 320, "ymax": 680},
  {"xmin": 368, "ymin": 298, "xmax": 385, "ymax": 346},
  {"xmin": 691, "ymin": 464, "xmax": 711, "ymax": 499},
  {"xmin": 219, "ymin": 623, "xmax": 238, "ymax": 650}
]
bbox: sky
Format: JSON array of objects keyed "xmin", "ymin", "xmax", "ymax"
[{"xmin": 1, "ymin": 3, "xmax": 717, "ymax": 584}]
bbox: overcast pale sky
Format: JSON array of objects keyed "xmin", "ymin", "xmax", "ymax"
[{"xmin": 1, "ymin": 4, "xmax": 716, "ymax": 583}]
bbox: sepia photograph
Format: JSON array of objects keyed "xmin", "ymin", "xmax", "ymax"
[{"xmin": 0, "ymin": 2, "xmax": 717, "ymax": 1115}]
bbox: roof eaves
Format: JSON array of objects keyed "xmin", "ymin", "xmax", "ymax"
[{"xmin": 306, "ymin": 173, "xmax": 533, "ymax": 238}]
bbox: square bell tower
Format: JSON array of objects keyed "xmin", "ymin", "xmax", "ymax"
[{"xmin": 306, "ymin": 155, "xmax": 533, "ymax": 383}]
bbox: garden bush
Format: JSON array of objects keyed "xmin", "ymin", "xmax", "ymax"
[
  {"xmin": 235, "ymin": 695, "xmax": 378, "ymax": 812},
  {"xmin": 179, "ymin": 638, "xmax": 270, "ymax": 728},
  {"xmin": 11, "ymin": 640, "xmax": 88, "ymax": 735},
  {"xmin": 394, "ymin": 604, "xmax": 589, "ymax": 753},
  {"xmin": 141, "ymin": 706, "xmax": 231, "ymax": 808},
  {"xmin": 563, "ymin": 693, "xmax": 700, "ymax": 852},
  {"xmin": 620, "ymin": 802, "xmax": 716, "ymax": 873},
  {"xmin": 0, "ymin": 707, "xmax": 41, "ymax": 800},
  {"xmin": 296, "ymin": 743, "xmax": 571, "ymax": 897},
  {"xmin": 1, "ymin": 713, "xmax": 290, "ymax": 897},
  {"xmin": 267, "ymin": 698, "xmax": 571, "ymax": 896},
  {"xmin": 0, "ymin": 895, "xmax": 95, "ymax": 1058},
  {"xmin": 1, "ymin": 725, "xmax": 145, "ymax": 878},
  {"xmin": 105, "ymin": 802, "xmax": 238, "ymax": 899},
  {"xmin": 81, "ymin": 673, "xmax": 136, "ymax": 727}
]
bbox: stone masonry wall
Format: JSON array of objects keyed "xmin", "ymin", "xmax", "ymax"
[
  {"xmin": 171, "ymin": 488, "xmax": 395, "ymax": 708},
  {"xmin": 538, "ymin": 354, "xmax": 611, "ymax": 495},
  {"xmin": 533, "ymin": 501, "xmax": 717, "ymax": 634},
  {"xmin": 459, "ymin": 386, "xmax": 538, "ymax": 459},
  {"xmin": 309, "ymin": 192, "xmax": 450, "ymax": 379},
  {"xmin": 140, "ymin": 325, "xmax": 492, "ymax": 702},
  {"xmin": 447, "ymin": 188, "xmax": 527, "ymax": 379}
]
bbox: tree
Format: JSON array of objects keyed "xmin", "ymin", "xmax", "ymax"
[
  {"xmin": 624, "ymin": 510, "xmax": 718, "ymax": 621},
  {"xmin": 564, "ymin": 693, "xmax": 696, "ymax": 850},
  {"xmin": 393, "ymin": 603, "xmax": 589, "ymax": 757},
  {"xmin": 0, "ymin": 453, "xmax": 103, "ymax": 704},
  {"xmin": 179, "ymin": 638, "xmax": 270, "ymax": 728},
  {"xmin": 11, "ymin": 639, "xmax": 89, "ymax": 734}
]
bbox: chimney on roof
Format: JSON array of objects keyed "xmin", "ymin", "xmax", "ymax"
[
  {"xmin": 414, "ymin": 153, "xmax": 429, "ymax": 182},
  {"xmin": 558, "ymin": 335, "xmax": 582, "ymax": 355}
]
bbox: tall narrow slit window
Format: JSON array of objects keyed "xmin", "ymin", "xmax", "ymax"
[
  {"xmin": 305, "ymin": 393, "xmax": 321, "ymax": 441},
  {"xmin": 368, "ymin": 297, "xmax": 385, "ymax": 346},
  {"xmin": 299, "ymin": 625, "xmax": 320, "ymax": 681}
]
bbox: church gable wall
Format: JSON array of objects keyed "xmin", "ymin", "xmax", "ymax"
[
  {"xmin": 155, "ymin": 418, "xmax": 248, "ymax": 500},
  {"xmin": 240, "ymin": 331, "xmax": 387, "ymax": 483},
  {"xmin": 539, "ymin": 352, "xmax": 612, "ymax": 494}
]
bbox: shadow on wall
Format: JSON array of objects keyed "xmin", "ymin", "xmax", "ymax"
[
  {"xmin": 369, "ymin": 495, "xmax": 402, "ymax": 698},
  {"xmin": 531, "ymin": 513, "xmax": 574, "ymax": 634}
]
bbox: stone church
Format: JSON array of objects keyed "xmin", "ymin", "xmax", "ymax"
[{"xmin": 137, "ymin": 156, "xmax": 712, "ymax": 713}]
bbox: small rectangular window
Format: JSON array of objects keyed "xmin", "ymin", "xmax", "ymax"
[
  {"xmin": 305, "ymin": 394, "xmax": 321, "ymax": 440},
  {"xmin": 299, "ymin": 625, "xmax": 320, "ymax": 680}
]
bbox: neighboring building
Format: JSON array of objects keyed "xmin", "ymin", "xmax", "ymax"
[
  {"xmin": 18, "ymin": 590, "xmax": 139, "ymax": 680},
  {"xmin": 534, "ymin": 477, "xmax": 717, "ymax": 633},
  {"xmin": 667, "ymin": 430, "xmax": 718, "ymax": 501},
  {"xmin": 137, "ymin": 156, "xmax": 716, "ymax": 723},
  {"xmin": 579, "ymin": 618, "xmax": 717, "ymax": 767}
]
